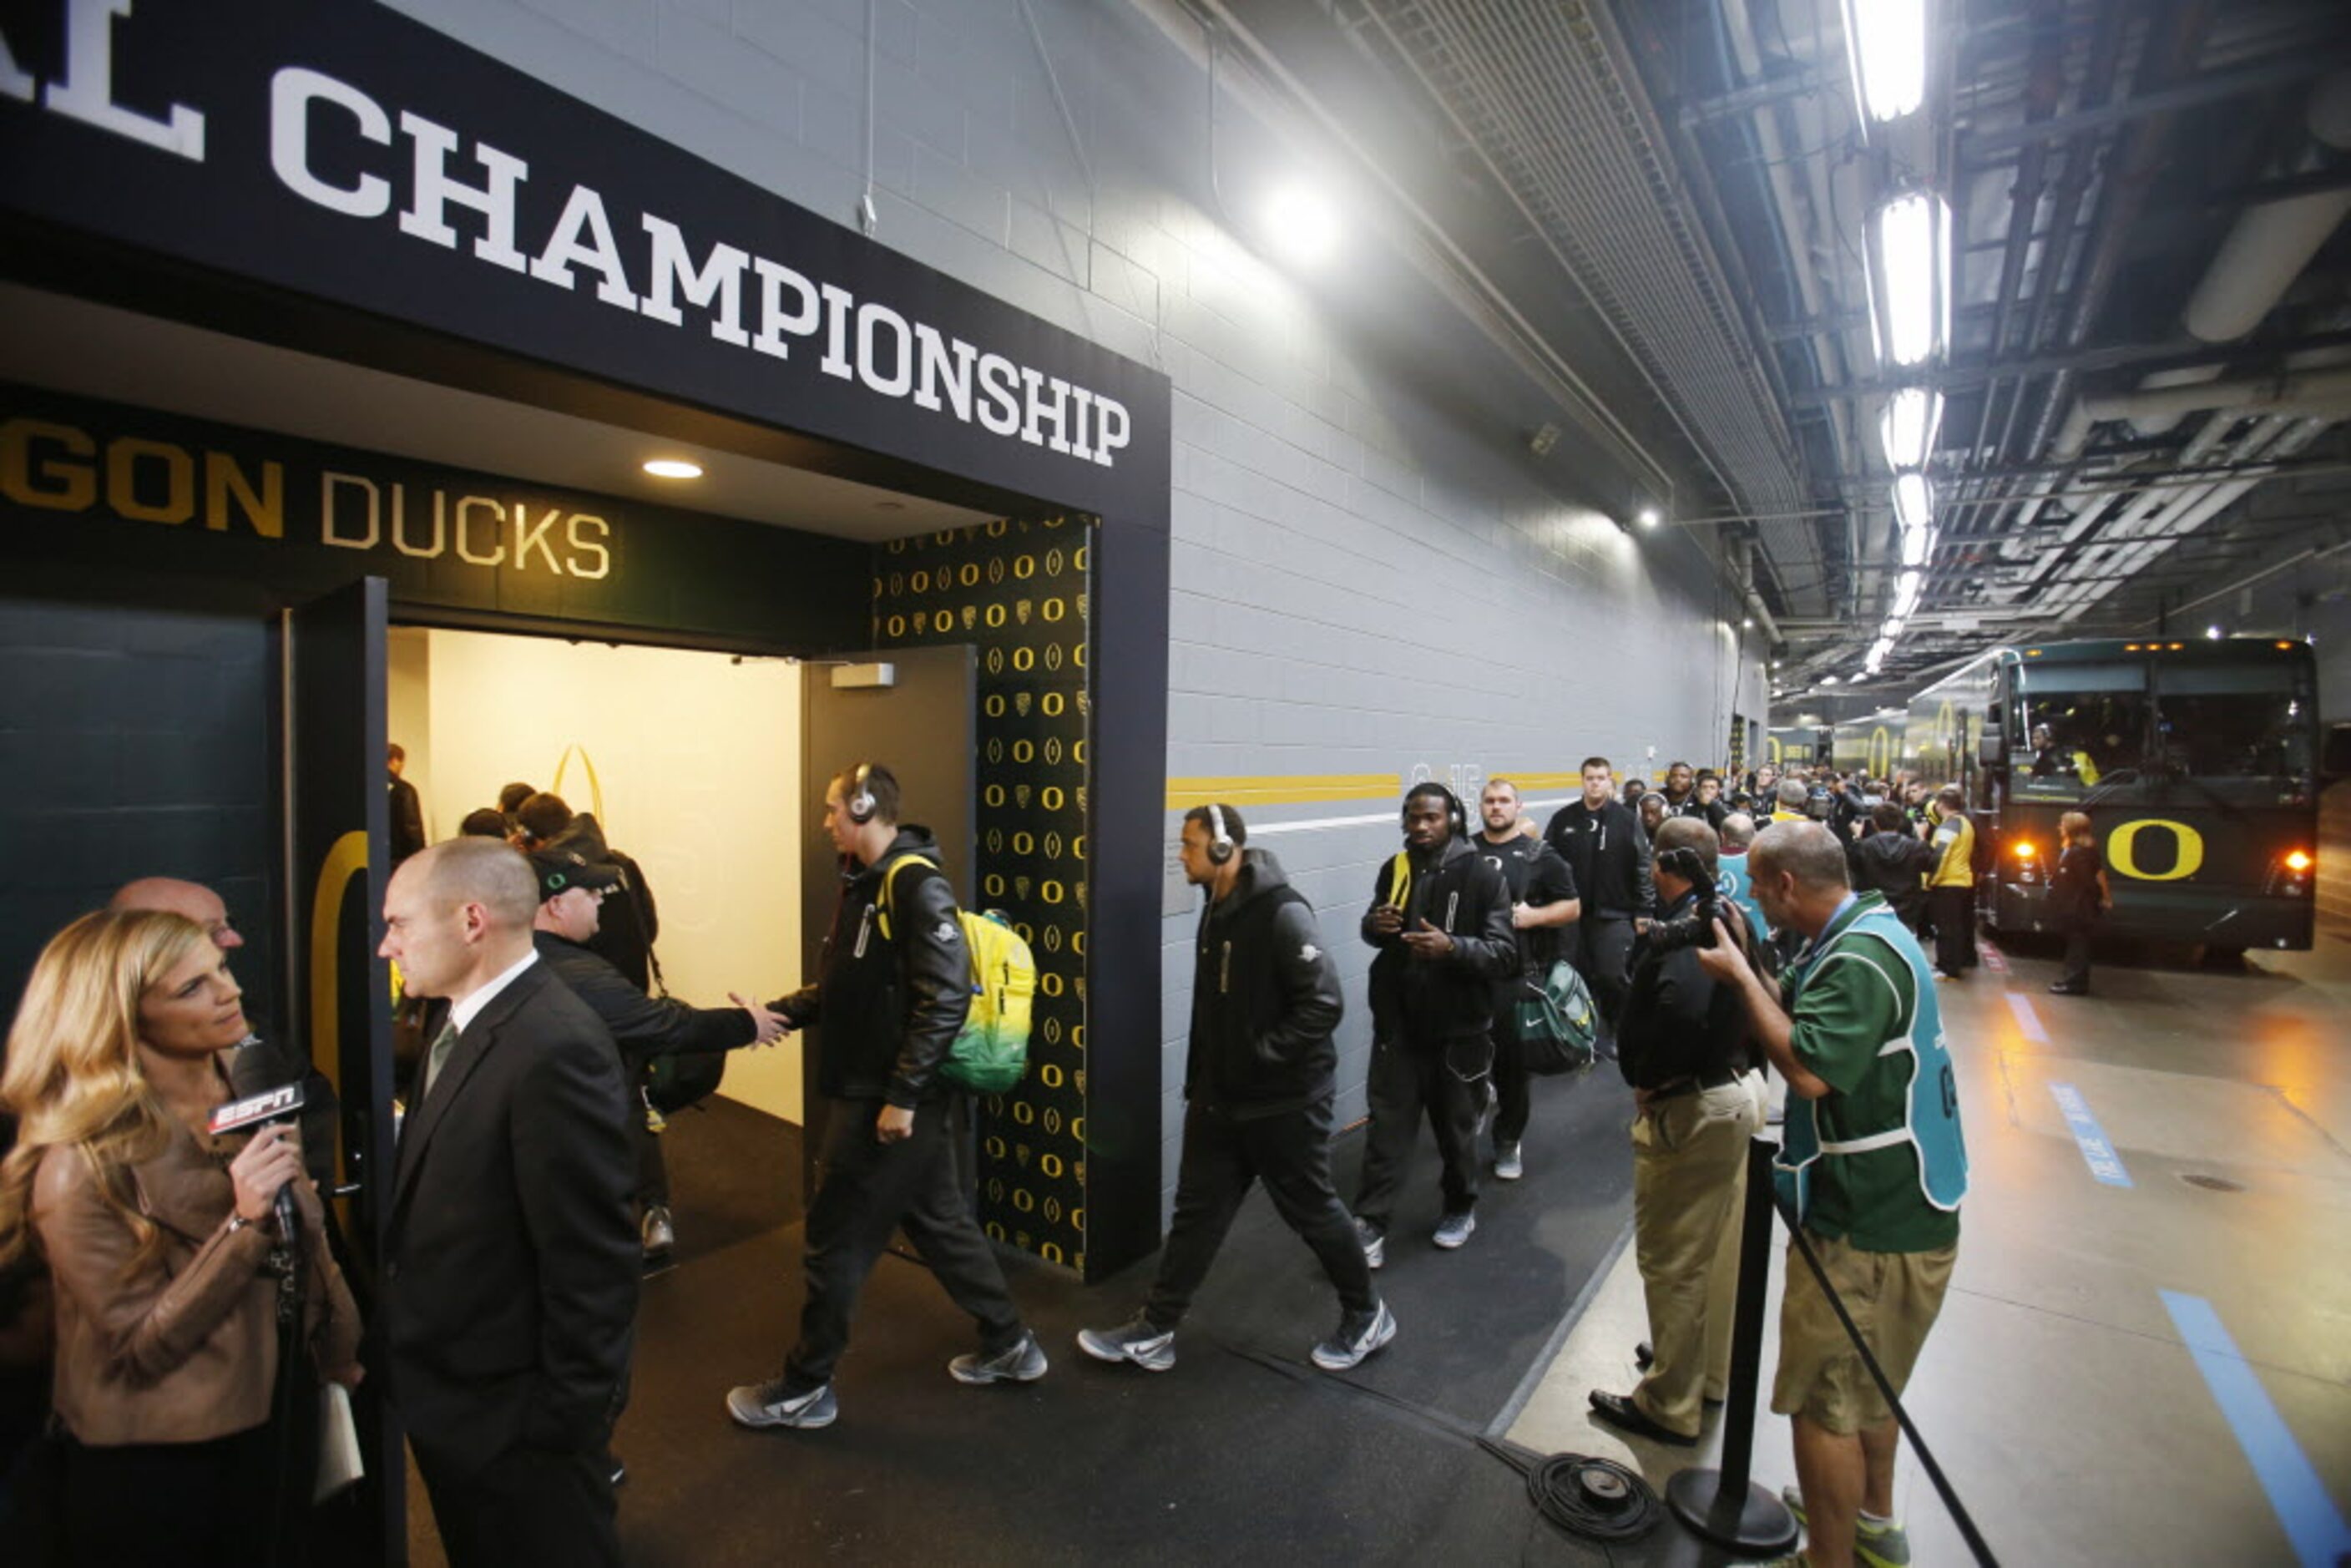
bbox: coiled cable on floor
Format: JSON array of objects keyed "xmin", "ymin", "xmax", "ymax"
[{"xmin": 1479, "ymin": 1436, "xmax": 1659, "ymax": 1544}]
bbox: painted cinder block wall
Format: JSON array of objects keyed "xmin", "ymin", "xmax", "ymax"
[{"xmin": 382, "ymin": 0, "xmax": 1774, "ymax": 1215}]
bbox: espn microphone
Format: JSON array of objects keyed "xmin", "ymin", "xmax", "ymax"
[{"xmin": 209, "ymin": 1082, "xmax": 307, "ymax": 1239}]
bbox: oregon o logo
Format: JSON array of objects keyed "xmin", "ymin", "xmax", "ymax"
[
  {"xmin": 2108, "ymin": 819, "xmax": 2206, "ymax": 882},
  {"xmin": 1014, "ymin": 1189, "xmax": 1035, "ymax": 1213},
  {"xmin": 962, "ymin": 563, "xmax": 981, "ymax": 587},
  {"xmin": 911, "ymin": 569, "xmax": 928, "ymax": 593},
  {"xmin": 984, "ymin": 873, "xmax": 1006, "ymax": 897},
  {"xmin": 988, "ymin": 518, "xmax": 1008, "ymax": 538},
  {"xmin": 1014, "ymin": 1100, "xmax": 1035, "ymax": 1125},
  {"xmin": 887, "ymin": 615, "xmax": 906, "ymax": 636},
  {"xmin": 1014, "ymin": 830, "xmax": 1036, "ymax": 854},
  {"xmin": 1072, "ymin": 931, "xmax": 1085, "ymax": 955},
  {"xmin": 984, "ymin": 784, "xmax": 1006, "ymax": 807},
  {"xmin": 986, "ymin": 604, "xmax": 1007, "ymax": 629},
  {"xmin": 1868, "ymin": 726, "xmax": 1893, "ymax": 778},
  {"xmin": 1042, "ymin": 785, "xmax": 1064, "ymax": 809},
  {"xmin": 985, "ymin": 1221, "xmax": 1006, "ymax": 1240},
  {"xmin": 984, "ymin": 695, "xmax": 1006, "ymax": 718},
  {"xmin": 1044, "ymin": 597, "xmax": 1066, "ymax": 621},
  {"xmin": 1014, "ymin": 647, "xmax": 1035, "ymax": 671},
  {"xmin": 1041, "ymin": 1063, "xmax": 1064, "ymax": 1088},
  {"xmin": 984, "ymin": 1136, "xmax": 1007, "ymax": 1160},
  {"xmin": 1072, "ymin": 1024, "xmax": 1084, "ymax": 1048},
  {"xmin": 1041, "ymin": 1153, "xmax": 1064, "ymax": 1178},
  {"xmin": 1041, "ymin": 1242, "xmax": 1064, "ymax": 1264},
  {"xmin": 1042, "ymin": 974, "xmax": 1064, "ymax": 997},
  {"xmin": 1014, "ymin": 739, "xmax": 1036, "ymax": 763},
  {"xmin": 1042, "ymin": 693, "xmax": 1064, "ymax": 717},
  {"xmin": 1015, "ymin": 554, "xmax": 1036, "ymax": 579},
  {"xmin": 1074, "ymin": 545, "xmax": 1089, "ymax": 570}
]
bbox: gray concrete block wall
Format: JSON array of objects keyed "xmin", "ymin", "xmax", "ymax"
[{"xmin": 382, "ymin": 0, "xmax": 1777, "ymax": 1222}]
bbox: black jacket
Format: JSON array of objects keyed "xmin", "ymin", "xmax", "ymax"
[
  {"xmin": 1187, "ymin": 848, "xmax": 1343, "ymax": 1117},
  {"xmin": 533, "ymin": 930, "xmax": 756, "ymax": 1066},
  {"xmin": 1848, "ymin": 831, "xmax": 1933, "ymax": 923},
  {"xmin": 382, "ymin": 960, "xmax": 637, "ymax": 1473},
  {"xmin": 1361, "ymin": 835, "xmax": 1517, "ymax": 1046},
  {"xmin": 549, "ymin": 814, "xmax": 661, "ymax": 994},
  {"xmin": 1544, "ymin": 798, "xmax": 1656, "ymax": 919},
  {"xmin": 778, "ymin": 826, "xmax": 969, "ymax": 1106},
  {"xmin": 388, "ymin": 774, "xmax": 427, "ymax": 865},
  {"xmin": 1617, "ymin": 889, "xmax": 1752, "ymax": 1090}
]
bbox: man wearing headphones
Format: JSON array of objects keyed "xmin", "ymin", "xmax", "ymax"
[
  {"xmin": 1077, "ymin": 804, "xmax": 1390, "ymax": 1373},
  {"xmin": 726, "ymin": 763, "xmax": 1044, "ymax": 1432},
  {"xmin": 1354, "ymin": 782, "xmax": 1517, "ymax": 1262}
]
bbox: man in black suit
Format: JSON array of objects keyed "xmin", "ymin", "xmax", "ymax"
[{"xmin": 377, "ymin": 837, "xmax": 638, "ymax": 1567}]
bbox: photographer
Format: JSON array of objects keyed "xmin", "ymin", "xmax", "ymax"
[{"xmin": 1586, "ymin": 818, "xmax": 1762, "ymax": 1447}]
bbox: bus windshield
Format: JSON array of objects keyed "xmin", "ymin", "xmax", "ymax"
[
  {"xmin": 2015, "ymin": 662, "xmax": 2146, "ymax": 795},
  {"xmin": 2154, "ymin": 664, "xmax": 2313, "ymax": 781}
]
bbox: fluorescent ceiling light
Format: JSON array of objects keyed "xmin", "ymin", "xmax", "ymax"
[
  {"xmin": 1868, "ymin": 192, "xmax": 1952, "ymax": 368},
  {"xmin": 1879, "ymin": 387, "xmax": 1944, "ymax": 471},
  {"xmin": 1822, "ymin": 675, "xmax": 1840, "ymax": 685},
  {"xmin": 643, "ymin": 458, "xmax": 703, "ymax": 478},
  {"xmin": 1892, "ymin": 568, "xmax": 1924, "ymax": 620},
  {"xmin": 1637, "ymin": 507, "xmax": 1662, "ymax": 529},
  {"xmin": 1900, "ymin": 525, "xmax": 1936, "ymax": 569},
  {"xmin": 1841, "ymin": 0, "xmax": 1928, "ymax": 124},
  {"xmin": 1893, "ymin": 471, "xmax": 1934, "ymax": 534},
  {"xmin": 1881, "ymin": 615, "xmax": 1905, "ymax": 640},
  {"xmin": 1263, "ymin": 184, "xmax": 1340, "ymax": 267}
]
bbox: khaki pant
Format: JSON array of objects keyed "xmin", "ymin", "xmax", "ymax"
[{"xmin": 1630, "ymin": 1077, "xmax": 1762, "ymax": 1436}]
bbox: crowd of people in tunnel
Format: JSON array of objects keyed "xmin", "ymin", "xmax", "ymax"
[{"xmin": 0, "ymin": 749, "xmax": 1991, "ymax": 1568}]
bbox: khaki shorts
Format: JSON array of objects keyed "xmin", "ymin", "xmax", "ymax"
[{"xmin": 1772, "ymin": 1230, "xmax": 1958, "ymax": 1435}]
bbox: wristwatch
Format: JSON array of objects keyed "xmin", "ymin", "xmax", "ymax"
[{"xmin": 225, "ymin": 1213, "xmax": 254, "ymax": 1236}]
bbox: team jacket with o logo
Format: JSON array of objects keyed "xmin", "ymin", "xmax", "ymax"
[{"xmin": 777, "ymin": 826, "xmax": 971, "ymax": 1106}]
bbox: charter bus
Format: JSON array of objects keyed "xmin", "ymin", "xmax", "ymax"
[
  {"xmin": 1898, "ymin": 637, "xmax": 2345, "ymax": 956},
  {"xmin": 1766, "ymin": 725, "xmax": 1830, "ymax": 769}
]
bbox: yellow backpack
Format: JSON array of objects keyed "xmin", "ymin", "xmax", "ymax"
[{"xmin": 876, "ymin": 854, "xmax": 1035, "ymax": 1094}]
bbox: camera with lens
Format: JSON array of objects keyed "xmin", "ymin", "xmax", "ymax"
[{"xmin": 1644, "ymin": 846, "xmax": 1722, "ymax": 955}]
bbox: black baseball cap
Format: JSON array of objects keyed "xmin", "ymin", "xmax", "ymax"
[{"xmin": 528, "ymin": 847, "xmax": 623, "ymax": 900}]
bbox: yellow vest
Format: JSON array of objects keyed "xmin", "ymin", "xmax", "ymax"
[{"xmin": 1929, "ymin": 813, "xmax": 1974, "ymax": 888}]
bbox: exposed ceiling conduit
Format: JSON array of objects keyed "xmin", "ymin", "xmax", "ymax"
[{"xmin": 2182, "ymin": 69, "xmax": 2351, "ymax": 343}]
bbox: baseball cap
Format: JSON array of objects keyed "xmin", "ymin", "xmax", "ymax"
[{"xmin": 528, "ymin": 847, "xmax": 623, "ymax": 900}]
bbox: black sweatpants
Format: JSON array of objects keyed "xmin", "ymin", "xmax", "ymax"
[
  {"xmin": 1930, "ymin": 885, "xmax": 1974, "ymax": 977},
  {"xmin": 1492, "ymin": 1010, "xmax": 1533, "ymax": 1146},
  {"xmin": 2060, "ymin": 913, "xmax": 2095, "ymax": 988},
  {"xmin": 1143, "ymin": 1097, "xmax": 1375, "ymax": 1327},
  {"xmin": 785, "ymin": 1095, "xmax": 1024, "ymax": 1392},
  {"xmin": 1572, "ymin": 917, "xmax": 1638, "ymax": 1034},
  {"xmin": 1354, "ymin": 1034, "xmax": 1490, "ymax": 1230}
]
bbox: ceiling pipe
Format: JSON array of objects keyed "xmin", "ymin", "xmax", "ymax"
[
  {"xmin": 2075, "ymin": 367, "xmax": 2351, "ymax": 425},
  {"xmin": 2181, "ymin": 69, "xmax": 2351, "ymax": 343}
]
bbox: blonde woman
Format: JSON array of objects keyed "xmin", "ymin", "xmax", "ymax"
[
  {"xmin": 0, "ymin": 910, "xmax": 361, "ymax": 1565},
  {"xmin": 2048, "ymin": 812, "xmax": 2110, "ymax": 996}
]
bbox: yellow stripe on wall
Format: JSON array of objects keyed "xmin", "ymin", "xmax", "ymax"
[{"xmin": 1165, "ymin": 774, "xmax": 1396, "ymax": 809}]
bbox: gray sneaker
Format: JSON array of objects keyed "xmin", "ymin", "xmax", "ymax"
[
  {"xmin": 1433, "ymin": 1211, "xmax": 1477, "ymax": 1249},
  {"xmin": 726, "ymin": 1376, "xmax": 837, "ymax": 1430},
  {"xmin": 1354, "ymin": 1216, "xmax": 1385, "ymax": 1269},
  {"xmin": 949, "ymin": 1329, "xmax": 1049, "ymax": 1385},
  {"xmin": 1310, "ymin": 1300, "xmax": 1398, "ymax": 1371},
  {"xmin": 1076, "ymin": 1316, "xmax": 1177, "ymax": 1372},
  {"xmin": 1780, "ymin": 1485, "xmax": 1912, "ymax": 1567},
  {"xmin": 1494, "ymin": 1141, "xmax": 1524, "ymax": 1180}
]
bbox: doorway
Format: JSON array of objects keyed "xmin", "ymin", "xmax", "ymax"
[{"xmin": 385, "ymin": 625, "xmax": 806, "ymax": 1124}]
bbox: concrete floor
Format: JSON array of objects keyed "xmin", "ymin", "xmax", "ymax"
[{"xmin": 1508, "ymin": 918, "xmax": 2351, "ymax": 1566}]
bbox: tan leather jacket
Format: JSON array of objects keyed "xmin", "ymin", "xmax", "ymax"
[{"xmin": 31, "ymin": 1120, "xmax": 361, "ymax": 1446}]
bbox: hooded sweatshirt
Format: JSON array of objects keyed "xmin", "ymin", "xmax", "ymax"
[
  {"xmin": 1186, "ymin": 847, "xmax": 1344, "ymax": 1118},
  {"xmin": 776, "ymin": 825, "xmax": 969, "ymax": 1105},
  {"xmin": 1360, "ymin": 834, "xmax": 1517, "ymax": 1046}
]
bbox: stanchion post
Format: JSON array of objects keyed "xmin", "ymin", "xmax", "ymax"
[{"xmin": 1666, "ymin": 1134, "xmax": 1798, "ymax": 1554}]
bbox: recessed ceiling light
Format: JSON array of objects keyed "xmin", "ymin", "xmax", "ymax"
[{"xmin": 643, "ymin": 458, "xmax": 703, "ymax": 479}]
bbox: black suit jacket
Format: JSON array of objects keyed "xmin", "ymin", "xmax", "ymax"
[{"xmin": 381, "ymin": 959, "xmax": 637, "ymax": 1474}]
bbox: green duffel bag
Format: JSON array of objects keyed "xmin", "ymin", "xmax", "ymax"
[{"xmin": 1514, "ymin": 959, "xmax": 1599, "ymax": 1075}]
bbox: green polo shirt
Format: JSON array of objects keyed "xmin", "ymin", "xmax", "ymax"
[{"xmin": 1789, "ymin": 898, "xmax": 1961, "ymax": 1252}]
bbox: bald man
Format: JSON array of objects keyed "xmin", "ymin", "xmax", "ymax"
[
  {"xmin": 379, "ymin": 839, "xmax": 636, "ymax": 1567},
  {"xmin": 109, "ymin": 877, "xmax": 340, "ymax": 1183}
]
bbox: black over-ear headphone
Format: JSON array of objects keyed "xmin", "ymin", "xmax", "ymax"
[
  {"xmin": 1403, "ymin": 784, "xmax": 1469, "ymax": 839},
  {"xmin": 1206, "ymin": 802, "xmax": 1237, "ymax": 865},
  {"xmin": 847, "ymin": 762, "xmax": 877, "ymax": 824}
]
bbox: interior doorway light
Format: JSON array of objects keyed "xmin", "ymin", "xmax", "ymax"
[
  {"xmin": 1262, "ymin": 184, "xmax": 1340, "ymax": 268},
  {"xmin": 1867, "ymin": 192, "xmax": 1952, "ymax": 368},
  {"xmin": 643, "ymin": 458, "xmax": 704, "ymax": 479},
  {"xmin": 1879, "ymin": 387, "xmax": 1944, "ymax": 471},
  {"xmin": 1840, "ymin": 0, "xmax": 1928, "ymax": 124}
]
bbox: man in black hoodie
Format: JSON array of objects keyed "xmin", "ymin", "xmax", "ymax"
[
  {"xmin": 726, "ymin": 764, "xmax": 1044, "ymax": 1432},
  {"xmin": 1077, "ymin": 805, "xmax": 1391, "ymax": 1374},
  {"xmin": 1544, "ymin": 756, "xmax": 1656, "ymax": 1043},
  {"xmin": 1353, "ymin": 783, "xmax": 1517, "ymax": 1263}
]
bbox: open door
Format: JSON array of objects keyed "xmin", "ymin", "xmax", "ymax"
[
  {"xmin": 285, "ymin": 577, "xmax": 401, "ymax": 1564},
  {"xmin": 798, "ymin": 646, "xmax": 977, "ymax": 1195}
]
